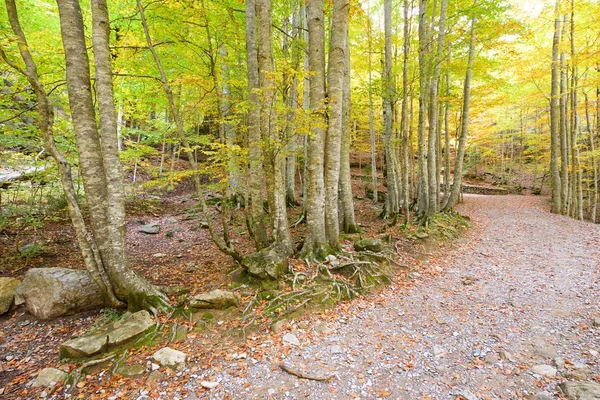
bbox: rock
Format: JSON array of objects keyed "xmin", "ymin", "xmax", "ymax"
[
  {"xmin": 283, "ymin": 333, "xmax": 300, "ymax": 346},
  {"xmin": 201, "ymin": 381, "xmax": 219, "ymax": 389},
  {"xmin": 532, "ymin": 392, "xmax": 554, "ymax": 400},
  {"xmin": 554, "ymin": 357, "xmax": 565, "ymax": 369},
  {"xmin": 189, "ymin": 290, "xmax": 239, "ymax": 309},
  {"xmin": 60, "ymin": 310, "xmax": 155, "ymax": 358},
  {"xmin": 534, "ymin": 343, "xmax": 558, "ymax": 359},
  {"xmin": 314, "ymin": 323, "xmax": 333, "ymax": 335},
  {"xmin": 456, "ymin": 389, "xmax": 479, "ymax": 400},
  {"xmin": 499, "ymin": 350, "xmax": 517, "ymax": 363},
  {"xmin": 590, "ymin": 349, "xmax": 599, "ymax": 357},
  {"xmin": 329, "ymin": 345, "xmax": 343, "ymax": 354},
  {"xmin": 242, "ymin": 244, "xmax": 289, "ymax": 280},
  {"xmin": 0, "ymin": 278, "xmax": 20, "ymax": 315},
  {"xmin": 530, "ymin": 364, "xmax": 557, "ymax": 377},
  {"xmin": 152, "ymin": 347, "xmax": 186, "ymax": 369},
  {"xmin": 145, "ymin": 370, "xmax": 164, "ymax": 386},
  {"xmin": 433, "ymin": 345, "xmax": 447, "ymax": 358},
  {"xmin": 138, "ymin": 224, "xmax": 160, "ymax": 234},
  {"xmin": 564, "ymin": 363, "xmax": 591, "ymax": 380},
  {"xmin": 408, "ymin": 272, "xmax": 422, "ymax": 280},
  {"xmin": 593, "ymin": 318, "xmax": 600, "ymax": 328},
  {"xmin": 32, "ymin": 368, "xmax": 68, "ymax": 388},
  {"xmin": 559, "ymin": 382, "xmax": 600, "ymax": 400},
  {"xmin": 115, "ymin": 364, "xmax": 146, "ymax": 377},
  {"xmin": 354, "ymin": 239, "xmax": 383, "ymax": 253},
  {"xmin": 461, "ymin": 276, "xmax": 478, "ymax": 285},
  {"xmin": 415, "ymin": 232, "xmax": 429, "ymax": 240},
  {"xmin": 271, "ymin": 320, "xmax": 288, "ymax": 333},
  {"xmin": 16, "ymin": 268, "xmax": 105, "ymax": 320}
]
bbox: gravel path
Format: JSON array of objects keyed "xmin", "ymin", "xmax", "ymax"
[{"xmin": 200, "ymin": 195, "xmax": 600, "ymax": 399}]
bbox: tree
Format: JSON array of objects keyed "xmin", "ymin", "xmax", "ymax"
[
  {"xmin": 550, "ymin": 0, "xmax": 562, "ymax": 214},
  {"xmin": 55, "ymin": 0, "xmax": 168, "ymax": 311}
]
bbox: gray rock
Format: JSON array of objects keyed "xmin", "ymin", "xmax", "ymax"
[
  {"xmin": 189, "ymin": 290, "xmax": 239, "ymax": 309},
  {"xmin": 554, "ymin": 357, "xmax": 565, "ymax": 369},
  {"xmin": 146, "ymin": 370, "xmax": 164, "ymax": 386},
  {"xmin": 116, "ymin": 364, "xmax": 146, "ymax": 377},
  {"xmin": 533, "ymin": 392, "xmax": 554, "ymax": 400},
  {"xmin": 414, "ymin": 232, "xmax": 429, "ymax": 240},
  {"xmin": 33, "ymin": 368, "xmax": 68, "ymax": 388},
  {"xmin": 271, "ymin": 320, "xmax": 288, "ymax": 333},
  {"xmin": 433, "ymin": 345, "xmax": 447, "ymax": 358},
  {"xmin": 534, "ymin": 343, "xmax": 558, "ymax": 359},
  {"xmin": 531, "ymin": 364, "xmax": 557, "ymax": 377},
  {"xmin": 314, "ymin": 323, "xmax": 333, "ymax": 335},
  {"xmin": 16, "ymin": 268, "xmax": 105, "ymax": 320},
  {"xmin": 138, "ymin": 224, "xmax": 160, "ymax": 234},
  {"xmin": 283, "ymin": 333, "xmax": 300, "ymax": 346},
  {"xmin": 559, "ymin": 382, "xmax": 600, "ymax": 400},
  {"xmin": 242, "ymin": 245, "xmax": 289, "ymax": 280},
  {"xmin": 329, "ymin": 345, "xmax": 343, "ymax": 354},
  {"xmin": 0, "ymin": 278, "xmax": 20, "ymax": 315},
  {"xmin": 60, "ymin": 311, "xmax": 155, "ymax": 358},
  {"xmin": 593, "ymin": 318, "xmax": 600, "ymax": 328},
  {"xmin": 152, "ymin": 347, "xmax": 186, "ymax": 369},
  {"xmin": 354, "ymin": 239, "xmax": 383, "ymax": 252}
]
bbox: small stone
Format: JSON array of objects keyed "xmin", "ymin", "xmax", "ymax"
[
  {"xmin": 201, "ymin": 381, "xmax": 219, "ymax": 389},
  {"xmin": 271, "ymin": 320, "xmax": 288, "ymax": 333},
  {"xmin": 152, "ymin": 347, "xmax": 186, "ymax": 369},
  {"xmin": 138, "ymin": 224, "xmax": 160, "ymax": 234},
  {"xmin": 415, "ymin": 232, "xmax": 429, "ymax": 240},
  {"xmin": 116, "ymin": 364, "xmax": 146, "ymax": 377},
  {"xmin": 33, "ymin": 367, "xmax": 68, "ymax": 388},
  {"xmin": 408, "ymin": 272, "xmax": 421, "ymax": 280},
  {"xmin": 314, "ymin": 323, "xmax": 333, "ymax": 335},
  {"xmin": 152, "ymin": 253, "xmax": 167, "ymax": 258},
  {"xmin": 145, "ymin": 370, "xmax": 164, "ymax": 386},
  {"xmin": 354, "ymin": 239, "xmax": 383, "ymax": 252},
  {"xmin": 553, "ymin": 357, "xmax": 565, "ymax": 369},
  {"xmin": 456, "ymin": 389, "xmax": 479, "ymax": 400},
  {"xmin": 330, "ymin": 345, "xmax": 343, "ymax": 354},
  {"xmin": 433, "ymin": 345, "xmax": 446, "ymax": 358},
  {"xmin": 589, "ymin": 349, "xmax": 598, "ymax": 357},
  {"xmin": 282, "ymin": 333, "xmax": 300, "ymax": 346},
  {"xmin": 189, "ymin": 290, "xmax": 239, "ymax": 309},
  {"xmin": 530, "ymin": 364, "xmax": 557, "ymax": 377},
  {"xmin": 151, "ymin": 363, "xmax": 160, "ymax": 371},
  {"xmin": 499, "ymin": 350, "xmax": 516, "ymax": 363},
  {"xmin": 534, "ymin": 343, "xmax": 558, "ymax": 359},
  {"xmin": 593, "ymin": 318, "xmax": 600, "ymax": 328},
  {"xmin": 532, "ymin": 392, "xmax": 553, "ymax": 400},
  {"xmin": 40, "ymin": 391, "xmax": 48, "ymax": 398}
]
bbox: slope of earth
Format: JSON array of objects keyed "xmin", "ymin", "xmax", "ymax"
[{"xmin": 197, "ymin": 195, "xmax": 600, "ymax": 399}]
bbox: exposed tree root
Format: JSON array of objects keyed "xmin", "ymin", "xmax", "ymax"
[{"xmin": 279, "ymin": 363, "xmax": 335, "ymax": 382}]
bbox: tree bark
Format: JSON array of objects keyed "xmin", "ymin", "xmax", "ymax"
[
  {"xmin": 367, "ymin": 5, "xmax": 377, "ymax": 204},
  {"xmin": 324, "ymin": 0, "xmax": 349, "ymax": 248},
  {"xmin": 400, "ymin": 0, "xmax": 412, "ymax": 223},
  {"xmin": 245, "ymin": 0, "xmax": 269, "ymax": 249},
  {"xmin": 338, "ymin": 9, "xmax": 358, "ymax": 234},
  {"xmin": 416, "ymin": 0, "xmax": 430, "ymax": 218},
  {"xmin": 427, "ymin": 0, "xmax": 447, "ymax": 215},
  {"xmin": 300, "ymin": 0, "xmax": 328, "ymax": 259},
  {"xmin": 383, "ymin": 0, "xmax": 401, "ymax": 219},
  {"xmin": 559, "ymin": 14, "xmax": 569, "ymax": 215},
  {"xmin": 444, "ymin": 19, "xmax": 476, "ymax": 211},
  {"xmin": 550, "ymin": 0, "xmax": 562, "ymax": 214}
]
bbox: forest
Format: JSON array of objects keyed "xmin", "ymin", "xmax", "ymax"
[{"xmin": 0, "ymin": 0, "xmax": 599, "ymax": 399}]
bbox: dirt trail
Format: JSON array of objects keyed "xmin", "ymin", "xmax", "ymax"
[{"xmin": 201, "ymin": 195, "xmax": 600, "ymax": 399}]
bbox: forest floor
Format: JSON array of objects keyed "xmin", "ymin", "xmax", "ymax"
[
  {"xmin": 1, "ymin": 192, "xmax": 600, "ymax": 399},
  {"xmin": 202, "ymin": 195, "xmax": 600, "ymax": 400}
]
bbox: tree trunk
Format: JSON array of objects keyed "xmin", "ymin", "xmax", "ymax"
[
  {"xmin": 584, "ymin": 90, "xmax": 598, "ymax": 222},
  {"xmin": 300, "ymin": 0, "xmax": 328, "ymax": 259},
  {"xmin": 338, "ymin": 14, "xmax": 358, "ymax": 233},
  {"xmin": 383, "ymin": 0, "xmax": 400, "ymax": 219},
  {"xmin": 427, "ymin": 0, "xmax": 447, "ymax": 215},
  {"xmin": 559, "ymin": 14, "xmax": 569, "ymax": 215},
  {"xmin": 400, "ymin": 0, "xmax": 412, "ymax": 223},
  {"xmin": 550, "ymin": 0, "xmax": 562, "ymax": 214},
  {"xmin": 444, "ymin": 19, "xmax": 476, "ymax": 211},
  {"xmin": 56, "ymin": 0, "xmax": 168, "ymax": 311},
  {"xmin": 416, "ymin": 0, "xmax": 430, "ymax": 218},
  {"xmin": 256, "ymin": 0, "xmax": 293, "ymax": 254},
  {"xmin": 245, "ymin": 0, "xmax": 269, "ymax": 249},
  {"xmin": 367, "ymin": 5, "xmax": 377, "ymax": 204},
  {"xmin": 324, "ymin": 0, "xmax": 349, "ymax": 248}
]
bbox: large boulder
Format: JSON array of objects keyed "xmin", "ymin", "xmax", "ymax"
[
  {"xmin": 242, "ymin": 244, "xmax": 289, "ymax": 280},
  {"xmin": 560, "ymin": 382, "xmax": 600, "ymax": 400},
  {"xmin": 189, "ymin": 290, "xmax": 239, "ymax": 309},
  {"xmin": 16, "ymin": 268, "xmax": 105, "ymax": 319},
  {"xmin": 354, "ymin": 239, "xmax": 383, "ymax": 253},
  {"xmin": 0, "ymin": 277, "xmax": 20, "ymax": 315},
  {"xmin": 60, "ymin": 310, "xmax": 155, "ymax": 359}
]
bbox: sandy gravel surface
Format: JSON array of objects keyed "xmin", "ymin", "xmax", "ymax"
[{"xmin": 199, "ymin": 195, "xmax": 600, "ymax": 399}]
